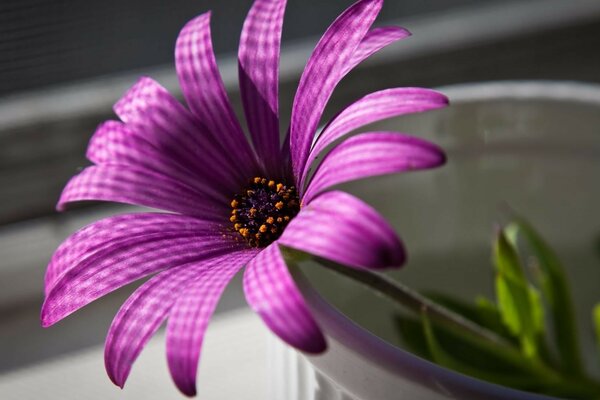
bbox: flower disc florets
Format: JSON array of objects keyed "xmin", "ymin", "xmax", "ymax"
[{"xmin": 230, "ymin": 177, "xmax": 300, "ymax": 247}]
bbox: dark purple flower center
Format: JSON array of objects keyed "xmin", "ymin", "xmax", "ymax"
[{"xmin": 230, "ymin": 177, "xmax": 300, "ymax": 247}]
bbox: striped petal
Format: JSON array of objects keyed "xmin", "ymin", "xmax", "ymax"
[
  {"xmin": 341, "ymin": 26, "xmax": 411, "ymax": 77},
  {"xmin": 239, "ymin": 0, "xmax": 286, "ymax": 175},
  {"xmin": 87, "ymin": 121, "xmax": 227, "ymax": 203},
  {"xmin": 300, "ymin": 88, "xmax": 448, "ymax": 188},
  {"xmin": 243, "ymin": 243, "xmax": 326, "ymax": 354},
  {"xmin": 166, "ymin": 250, "xmax": 259, "ymax": 396},
  {"xmin": 279, "ymin": 191, "xmax": 405, "ymax": 269},
  {"xmin": 105, "ymin": 251, "xmax": 252, "ymax": 389},
  {"xmin": 113, "ymin": 76, "xmax": 244, "ymax": 192},
  {"xmin": 175, "ymin": 12, "xmax": 258, "ymax": 177},
  {"xmin": 289, "ymin": 0, "xmax": 383, "ymax": 181},
  {"xmin": 105, "ymin": 261, "xmax": 206, "ymax": 388},
  {"xmin": 57, "ymin": 165, "xmax": 227, "ymax": 219},
  {"xmin": 45, "ymin": 213, "xmax": 223, "ymax": 294},
  {"xmin": 41, "ymin": 232, "xmax": 239, "ymax": 327},
  {"xmin": 302, "ymin": 132, "xmax": 446, "ymax": 203}
]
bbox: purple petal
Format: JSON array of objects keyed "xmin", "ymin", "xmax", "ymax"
[
  {"xmin": 87, "ymin": 121, "xmax": 227, "ymax": 203},
  {"xmin": 105, "ymin": 251, "xmax": 253, "ymax": 389},
  {"xmin": 105, "ymin": 261, "xmax": 206, "ymax": 388},
  {"xmin": 166, "ymin": 250, "xmax": 259, "ymax": 397},
  {"xmin": 243, "ymin": 243, "xmax": 326, "ymax": 354},
  {"xmin": 280, "ymin": 128, "xmax": 292, "ymax": 177},
  {"xmin": 289, "ymin": 0, "xmax": 383, "ymax": 182},
  {"xmin": 57, "ymin": 165, "xmax": 227, "ymax": 219},
  {"xmin": 300, "ymin": 88, "xmax": 448, "ymax": 188},
  {"xmin": 279, "ymin": 190, "xmax": 405, "ymax": 269},
  {"xmin": 41, "ymin": 232, "xmax": 239, "ymax": 327},
  {"xmin": 45, "ymin": 213, "xmax": 222, "ymax": 295},
  {"xmin": 302, "ymin": 132, "xmax": 446, "ymax": 203},
  {"xmin": 113, "ymin": 76, "xmax": 244, "ymax": 192},
  {"xmin": 239, "ymin": 0, "xmax": 286, "ymax": 175},
  {"xmin": 175, "ymin": 12, "xmax": 258, "ymax": 177},
  {"xmin": 341, "ymin": 26, "xmax": 411, "ymax": 77},
  {"xmin": 87, "ymin": 120, "xmax": 159, "ymax": 166}
]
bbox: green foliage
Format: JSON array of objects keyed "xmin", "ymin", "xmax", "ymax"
[
  {"xmin": 508, "ymin": 219, "xmax": 582, "ymax": 375},
  {"xmin": 397, "ymin": 309, "xmax": 537, "ymax": 377},
  {"xmin": 493, "ymin": 231, "xmax": 544, "ymax": 357},
  {"xmin": 419, "ymin": 311, "xmax": 556, "ymax": 392},
  {"xmin": 394, "ymin": 315, "xmax": 431, "ymax": 359},
  {"xmin": 424, "ymin": 292, "xmax": 514, "ymax": 342},
  {"xmin": 393, "ymin": 217, "xmax": 600, "ymax": 398}
]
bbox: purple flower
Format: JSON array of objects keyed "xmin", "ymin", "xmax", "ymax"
[{"xmin": 41, "ymin": 0, "xmax": 447, "ymax": 396}]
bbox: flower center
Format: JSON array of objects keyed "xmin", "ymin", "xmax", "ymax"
[{"xmin": 230, "ymin": 177, "xmax": 300, "ymax": 247}]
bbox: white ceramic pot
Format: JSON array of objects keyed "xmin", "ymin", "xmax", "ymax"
[{"xmin": 268, "ymin": 81, "xmax": 600, "ymax": 400}]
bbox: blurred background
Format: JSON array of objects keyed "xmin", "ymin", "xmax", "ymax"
[{"xmin": 1, "ymin": 0, "xmax": 600, "ymax": 398}]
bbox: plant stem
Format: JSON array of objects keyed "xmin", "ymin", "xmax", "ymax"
[
  {"xmin": 315, "ymin": 258, "xmax": 511, "ymax": 346},
  {"xmin": 312, "ymin": 257, "xmax": 565, "ymax": 382}
]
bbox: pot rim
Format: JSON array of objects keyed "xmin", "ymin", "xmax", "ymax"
[{"xmin": 437, "ymin": 80, "xmax": 600, "ymax": 105}]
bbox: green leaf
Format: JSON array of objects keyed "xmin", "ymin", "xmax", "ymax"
[
  {"xmin": 494, "ymin": 230, "xmax": 542, "ymax": 357},
  {"xmin": 508, "ymin": 219, "xmax": 583, "ymax": 375},
  {"xmin": 495, "ymin": 276, "xmax": 535, "ymax": 356},
  {"xmin": 424, "ymin": 292, "xmax": 514, "ymax": 341},
  {"xmin": 419, "ymin": 311, "xmax": 553, "ymax": 391},
  {"xmin": 424, "ymin": 292, "xmax": 481, "ymax": 321},
  {"xmin": 504, "ymin": 223, "xmax": 520, "ymax": 248},
  {"xmin": 494, "ymin": 229, "xmax": 527, "ymax": 283},
  {"xmin": 475, "ymin": 296, "xmax": 513, "ymax": 338},
  {"xmin": 412, "ymin": 311, "xmax": 600, "ymax": 398},
  {"xmin": 528, "ymin": 286, "xmax": 544, "ymax": 334},
  {"xmin": 394, "ymin": 315, "xmax": 431, "ymax": 359}
]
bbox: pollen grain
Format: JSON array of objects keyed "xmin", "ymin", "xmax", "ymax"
[{"xmin": 230, "ymin": 177, "xmax": 300, "ymax": 247}]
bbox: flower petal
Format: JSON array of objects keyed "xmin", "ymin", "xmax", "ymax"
[
  {"xmin": 239, "ymin": 0, "xmax": 286, "ymax": 174},
  {"xmin": 45, "ymin": 213, "xmax": 221, "ymax": 294},
  {"xmin": 113, "ymin": 76, "xmax": 244, "ymax": 192},
  {"xmin": 243, "ymin": 243, "xmax": 326, "ymax": 354},
  {"xmin": 341, "ymin": 26, "xmax": 411, "ymax": 77},
  {"xmin": 87, "ymin": 120, "xmax": 161, "ymax": 166},
  {"xmin": 57, "ymin": 165, "xmax": 227, "ymax": 219},
  {"xmin": 41, "ymin": 232, "xmax": 239, "ymax": 327},
  {"xmin": 175, "ymin": 12, "xmax": 258, "ymax": 176},
  {"xmin": 166, "ymin": 250, "xmax": 259, "ymax": 397},
  {"xmin": 87, "ymin": 121, "xmax": 227, "ymax": 203},
  {"xmin": 302, "ymin": 132, "xmax": 446, "ymax": 203},
  {"xmin": 105, "ymin": 250, "xmax": 253, "ymax": 389},
  {"xmin": 279, "ymin": 191, "xmax": 405, "ymax": 269},
  {"xmin": 300, "ymin": 88, "xmax": 448, "ymax": 188},
  {"xmin": 105, "ymin": 261, "xmax": 206, "ymax": 388},
  {"xmin": 289, "ymin": 0, "xmax": 383, "ymax": 181}
]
